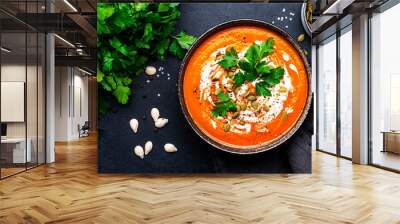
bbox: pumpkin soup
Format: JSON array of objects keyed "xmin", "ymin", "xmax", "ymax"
[{"xmin": 182, "ymin": 24, "xmax": 309, "ymax": 150}]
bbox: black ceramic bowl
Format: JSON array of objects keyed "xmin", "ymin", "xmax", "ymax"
[{"xmin": 178, "ymin": 19, "xmax": 312, "ymax": 154}]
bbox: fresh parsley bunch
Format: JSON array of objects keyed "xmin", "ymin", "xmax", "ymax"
[{"xmin": 97, "ymin": 3, "xmax": 196, "ymax": 114}]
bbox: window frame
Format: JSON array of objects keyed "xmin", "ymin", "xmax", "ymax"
[{"xmin": 315, "ymin": 24, "xmax": 353, "ymax": 161}]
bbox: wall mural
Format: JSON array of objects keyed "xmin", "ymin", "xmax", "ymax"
[{"xmin": 97, "ymin": 2, "xmax": 313, "ymax": 173}]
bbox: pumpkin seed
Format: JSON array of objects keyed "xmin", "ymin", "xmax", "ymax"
[
  {"xmin": 282, "ymin": 111, "xmax": 288, "ymax": 120},
  {"xmin": 279, "ymin": 86, "xmax": 287, "ymax": 92},
  {"xmin": 223, "ymin": 123, "xmax": 231, "ymax": 132},
  {"xmin": 251, "ymin": 101, "xmax": 259, "ymax": 109},
  {"xmin": 239, "ymin": 120, "xmax": 245, "ymax": 125},
  {"xmin": 232, "ymin": 111, "xmax": 239, "ymax": 119},
  {"xmin": 247, "ymin": 95, "xmax": 256, "ymax": 101},
  {"xmin": 240, "ymin": 103, "xmax": 247, "ymax": 110},
  {"xmin": 297, "ymin": 34, "xmax": 305, "ymax": 42},
  {"xmin": 304, "ymin": 49, "xmax": 308, "ymax": 56},
  {"xmin": 263, "ymin": 104, "xmax": 270, "ymax": 112}
]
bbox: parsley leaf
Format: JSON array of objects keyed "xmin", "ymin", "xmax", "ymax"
[
  {"xmin": 238, "ymin": 59, "xmax": 254, "ymax": 73},
  {"xmin": 169, "ymin": 31, "xmax": 197, "ymax": 59},
  {"xmin": 255, "ymin": 82, "xmax": 272, "ymax": 96},
  {"xmin": 233, "ymin": 71, "xmax": 245, "ymax": 86},
  {"xmin": 157, "ymin": 3, "xmax": 171, "ymax": 12},
  {"xmin": 259, "ymin": 38, "xmax": 274, "ymax": 58},
  {"xmin": 244, "ymin": 72, "xmax": 257, "ymax": 82},
  {"xmin": 102, "ymin": 51, "xmax": 114, "ymax": 72},
  {"xmin": 173, "ymin": 31, "xmax": 197, "ymax": 49},
  {"xmin": 245, "ymin": 44, "xmax": 261, "ymax": 66},
  {"xmin": 271, "ymin": 67, "xmax": 284, "ymax": 80},
  {"xmin": 112, "ymin": 4, "xmax": 135, "ymax": 30},
  {"xmin": 109, "ymin": 37, "xmax": 129, "ymax": 56},
  {"xmin": 261, "ymin": 67, "xmax": 284, "ymax": 85},
  {"xmin": 97, "ymin": 68, "xmax": 105, "ymax": 82},
  {"xmin": 97, "ymin": 4, "xmax": 115, "ymax": 21},
  {"xmin": 216, "ymin": 91, "xmax": 231, "ymax": 103},
  {"xmin": 143, "ymin": 23, "xmax": 154, "ymax": 42},
  {"xmin": 113, "ymin": 85, "xmax": 131, "ymax": 104},
  {"xmin": 256, "ymin": 61, "xmax": 272, "ymax": 74},
  {"xmin": 211, "ymin": 91, "xmax": 237, "ymax": 117},
  {"xmin": 169, "ymin": 39, "xmax": 186, "ymax": 59},
  {"xmin": 218, "ymin": 47, "xmax": 239, "ymax": 69}
]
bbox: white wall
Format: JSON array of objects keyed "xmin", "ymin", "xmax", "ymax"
[
  {"xmin": 55, "ymin": 66, "xmax": 69, "ymax": 141},
  {"xmin": 1, "ymin": 82, "xmax": 25, "ymax": 122},
  {"xmin": 1, "ymin": 65, "xmax": 42, "ymax": 138},
  {"xmin": 1, "ymin": 63, "xmax": 46, "ymax": 164},
  {"xmin": 72, "ymin": 73, "xmax": 89, "ymax": 138},
  {"xmin": 54, "ymin": 66, "xmax": 89, "ymax": 141}
]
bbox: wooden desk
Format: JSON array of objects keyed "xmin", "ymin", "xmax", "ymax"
[
  {"xmin": 1, "ymin": 138, "xmax": 31, "ymax": 163},
  {"xmin": 382, "ymin": 131, "xmax": 400, "ymax": 154}
]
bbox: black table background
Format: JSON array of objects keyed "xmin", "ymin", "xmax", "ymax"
[{"xmin": 98, "ymin": 3, "xmax": 313, "ymax": 173}]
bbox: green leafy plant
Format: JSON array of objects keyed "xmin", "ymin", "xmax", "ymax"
[
  {"xmin": 97, "ymin": 3, "xmax": 196, "ymax": 113},
  {"xmin": 211, "ymin": 91, "xmax": 237, "ymax": 117}
]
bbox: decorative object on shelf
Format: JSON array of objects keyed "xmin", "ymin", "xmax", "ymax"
[{"xmin": 301, "ymin": 1, "xmax": 313, "ymax": 36}]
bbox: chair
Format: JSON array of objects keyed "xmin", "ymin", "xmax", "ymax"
[{"xmin": 78, "ymin": 121, "xmax": 90, "ymax": 138}]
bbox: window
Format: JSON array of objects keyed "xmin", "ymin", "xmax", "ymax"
[
  {"xmin": 370, "ymin": 3, "xmax": 400, "ymax": 171},
  {"xmin": 316, "ymin": 25, "xmax": 353, "ymax": 159},
  {"xmin": 0, "ymin": 1, "xmax": 47, "ymax": 179},
  {"xmin": 339, "ymin": 27, "xmax": 352, "ymax": 158},
  {"xmin": 317, "ymin": 35, "xmax": 337, "ymax": 154}
]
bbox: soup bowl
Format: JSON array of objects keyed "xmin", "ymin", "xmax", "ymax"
[{"xmin": 178, "ymin": 19, "xmax": 311, "ymax": 154}]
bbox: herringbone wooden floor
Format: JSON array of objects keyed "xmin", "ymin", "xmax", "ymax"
[{"xmin": 0, "ymin": 135, "xmax": 400, "ymax": 224}]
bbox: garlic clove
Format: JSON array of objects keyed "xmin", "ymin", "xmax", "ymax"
[
  {"xmin": 164, "ymin": 143, "xmax": 177, "ymax": 153},
  {"xmin": 134, "ymin": 145, "xmax": 144, "ymax": 159},
  {"xmin": 155, "ymin": 118, "xmax": 168, "ymax": 128},
  {"xmin": 151, "ymin": 108, "xmax": 160, "ymax": 122},
  {"xmin": 145, "ymin": 66, "xmax": 157, "ymax": 76},
  {"xmin": 130, "ymin": 118, "xmax": 139, "ymax": 133},
  {"xmin": 144, "ymin": 141, "xmax": 153, "ymax": 155}
]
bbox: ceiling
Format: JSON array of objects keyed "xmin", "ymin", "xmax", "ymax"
[
  {"xmin": 312, "ymin": 0, "xmax": 391, "ymax": 43},
  {"xmin": 0, "ymin": 0, "xmax": 96, "ymax": 71},
  {"xmin": 0, "ymin": 0, "xmax": 96, "ymax": 14}
]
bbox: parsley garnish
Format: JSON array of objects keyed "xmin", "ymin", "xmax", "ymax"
[
  {"xmin": 217, "ymin": 37, "xmax": 284, "ymax": 96},
  {"xmin": 233, "ymin": 71, "xmax": 245, "ymax": 86},
  {"xmin": 217, "ymin": 47, "xmax": 239, "ymax": 69},
  {"xmin": 255, "ymin": 67, "xmax": 284, "ymax": 96},
  {"xmin": 255, "ymin": 82, "xmax": 271, "ymax": 96},
  {"xmin": 211, "ymin": 91, "xmax": 237, "ymax": 117}
]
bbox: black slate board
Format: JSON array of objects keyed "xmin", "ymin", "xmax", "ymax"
[{"xmin": 98, "ymin": 3, "xmax": 313, "ymax": 173}]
